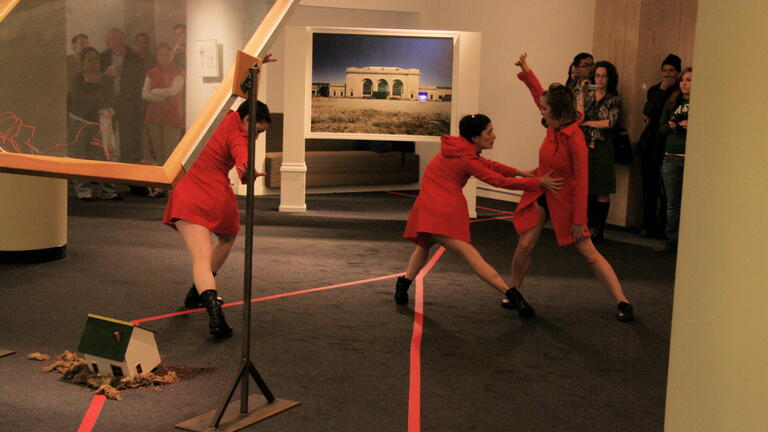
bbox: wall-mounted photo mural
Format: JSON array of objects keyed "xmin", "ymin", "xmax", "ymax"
[{"xmin": 310, "ymin": 31, "xmax": 455, "ymax": 138}]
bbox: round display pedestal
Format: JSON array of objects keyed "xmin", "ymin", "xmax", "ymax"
[{"xmin": 0, "ymin": 173, "xmax": 67, "ymax": 263}]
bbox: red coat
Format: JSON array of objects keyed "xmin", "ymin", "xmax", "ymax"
[
  {"xmin": 404, "ymin": 134, "xmax": 541, "ymax": 245},
  {"xmin": 163, "ymin": 111, "xmax": 249, "ymax": 234},
  {"xmin": 513, "ymin": 70, "xmax": 590, "ymax": 246}
]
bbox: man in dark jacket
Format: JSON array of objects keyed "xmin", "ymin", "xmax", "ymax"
[
  {"xmin": 101, "ymin": 28, "xmax": 146, "ymax": 164},
  {"xmin": 639, "ymin": 54, "xmax": 681, "ymax": 238}
]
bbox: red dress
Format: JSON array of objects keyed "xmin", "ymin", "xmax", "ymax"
[
  {"xmin": 404, "ymin": 134, "xmax": 541, "ymax": 245},
  {"xmin": 513, "ymin": 70, "xmax": 590, "ymax": 246},
  {"xmin": 163, "ymin": 111, "xmax": 248, "ymax": 234}
]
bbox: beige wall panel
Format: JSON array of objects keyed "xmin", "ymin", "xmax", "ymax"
[{"xmin": 664, "ymin": 1, "xmax": 768, "ymax": 430}]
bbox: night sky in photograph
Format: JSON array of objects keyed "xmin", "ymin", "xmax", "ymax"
[{"xmin": 312, "ymin": 33, "xmax": 454, "ymax": 86}]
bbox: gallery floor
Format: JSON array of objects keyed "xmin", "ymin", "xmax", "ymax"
[{"xmin": 0, "ymin": 189, "xmax": 676, "ymax": 431}]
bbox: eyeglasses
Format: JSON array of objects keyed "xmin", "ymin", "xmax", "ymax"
[
  {"xmin": 594, "ymin": 73, "xmax": 608, "ymax": 78},
  {"xmin": 577, "ymin": 63, "xmax": 594, "ymax": 68}
]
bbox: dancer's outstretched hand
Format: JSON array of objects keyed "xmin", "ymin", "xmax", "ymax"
[
  {"xmin": 515, "ymin": 52, "xmax": 531, "ymax": 73},
  {"xmin": 539, "ymin": 170, "xmax": 563, "ymax": 193}
]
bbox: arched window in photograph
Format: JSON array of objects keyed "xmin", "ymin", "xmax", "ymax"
[
  {"xmin": 377, "ymin": 79, "xmax": 388, "ymax": 93},
  {"xmin": 393, "ymin": 80, "xmax": 404, "ymax": 97},
  {"xmin": 362, "ymin": 79, "xmax": 373, "ymax": 95}
]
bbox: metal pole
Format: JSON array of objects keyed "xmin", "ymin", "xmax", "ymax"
[{"xmin": 240, "ymin": 65, "xmax": 260, "ymax": 415}]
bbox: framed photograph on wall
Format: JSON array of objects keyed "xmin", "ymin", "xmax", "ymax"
[{"xmin": 308, "ymin": 28, "xmax": 459, "ymax": 142}]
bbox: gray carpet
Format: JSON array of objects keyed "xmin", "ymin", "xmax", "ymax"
[{"xmin": 0, "ymin": 189, "xmax": 676, "ymax": 431}]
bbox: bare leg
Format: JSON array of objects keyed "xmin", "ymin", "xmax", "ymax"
[
  {"xmin": 573, "ymin": 238, "xmax": 629, "ymax": 303},
  {"xmin": 431, "ymin": 234, "xmax": 510, "ymax": 294},
  {"xmin": 176, "ymin": 220, "xmax": 216, "ymax": 294},
  {"xmin": 510, "ymin": 205, "xmax": 548, "ymax": 289},
  {"xmin": 405, "ymin": 237, "xmax": 436, "ymax": 279},
  {"xmin": 211, "ymin": 232, "xmax": 237, "ymax": 274}
]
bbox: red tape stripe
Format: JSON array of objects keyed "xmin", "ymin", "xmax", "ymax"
[
  {"xmin": 76, "ymin": 394, "xmax": 106, "ymax": 432},
  {"xmin": 131, "ymin": 273, "xmax": 404, "ymax": 325},
  {"xmin": 408, "ymin": 247, "xmax": 445, "ymax": 432}
]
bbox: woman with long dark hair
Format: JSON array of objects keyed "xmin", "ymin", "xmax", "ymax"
[
  {"xmin": 579, "ymin": 60, "xmax": 622, "ymax": 243},
  {"xmin": 509, "ymin": 53, "xmax": 633, "ymax": 321},
  {"xmin": 395, "ymin": 114, "xmax": 563, "ymax": 317}
]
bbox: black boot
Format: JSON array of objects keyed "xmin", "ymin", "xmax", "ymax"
[
  {"xmin": 200, "ymin": 290, "xmax": 233, "ymax": 338},
  {"xmin": 591, "ymin": 201, "xmax": 610, "ymax": 245},
  {"xmin": 502, "ymin": 288, "xmax": 536, "ymax": 318},
  {"xmin": 183, "ymin": 272, "xmax": 218, "ymax": 308},
  {"xmin": 617, "ymin": 301, "xmax": 634, "ymax": 322},
  {"xmin": 394, "ymin": 276, "xmax": 412, "ymax": 305}
]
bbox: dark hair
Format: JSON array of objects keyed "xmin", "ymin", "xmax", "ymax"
[
  {"xmin": 572, "ymin": 52, "xmax": 593, "ymax": 67},
  {"xmin": 543, "ymin": 84, "xmax": 577, "ymax": 126},
  {"xmin": 594, "ymin": 60, "xmax": 619, "ymax": 95},
  {"xmin": 156, "ymin": 42, "xmax": 171, "ymax": 52},
  {"xmin": 665, "ymin": 67, "xmax": 693, "ymax": 114},
  {"xmin": 661, "ymin": 54, "xmax": 682, "ymax": 72},
  {"xmin": 79, "ymin": 46, "xmax": 100, "ymax": 65},
  {"xmin": 71, "ymin": 33, "xmax": 88, "ymax": 45},
  {"xmin": 236, "ymin": 99, "xmax": 271, "ymax": 123},
  {"xmin": 459, "ymin": 114, "xmax": 492, "ymax": 142}
]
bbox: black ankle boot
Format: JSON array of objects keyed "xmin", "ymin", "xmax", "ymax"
[
  {"xmin": 617, "ymin": 301, "xmax": 634, "ymax": 322},
  {"xmin": 183, "ymin": 272, "xmax": 218, "ymax": 308},
  {"xmin": 503, "ymin": 288, "xmax": 536, "ymax": 318},
  {"xmin": 200, "ymin": 290, "xmax": 233, "ymax": 338},
  {"xmin": 394, "ymin": 276, "xmax": 412, "ymax": 304}
]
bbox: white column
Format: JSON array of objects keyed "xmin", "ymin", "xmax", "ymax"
[{"xmin": 279, "ymin": 26, "xmax": 308, "ymax": 212}]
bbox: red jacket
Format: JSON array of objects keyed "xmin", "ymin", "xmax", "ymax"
[
  {"xmin": 404, "ymin": 134, "xmax": 541, "ymax": 245},
  {"xmin": 513, "ymin": 69, "xmax": 589, "ymax": 245}
]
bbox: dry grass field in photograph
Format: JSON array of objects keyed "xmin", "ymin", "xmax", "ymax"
[{"xmin": 311, "ymin": 97, "xmax": 451, "ymax": 136}]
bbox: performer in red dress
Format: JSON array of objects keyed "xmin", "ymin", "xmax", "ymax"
[
  {"xmin": 163, "ymin": 99, "xmax": 271, "ymax": 338},
  {"xmin": 395, "ymin": 114, "xmax": 563, "ymax": 318},
  {"xmin": 508, "ymin": 53, "xmax": 634, "ymax": 321}
]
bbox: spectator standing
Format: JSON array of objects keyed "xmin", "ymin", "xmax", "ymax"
[
  {"xmin": 639, "ymin": 54, "xmax": 681, "ymax": 238},
  {"xmin": 67, "ymin": 46, "xmax": 121, "ymax": 200},
  {"xmin": 67, "ymin": 33, "xmax": 89, "ymax": 84},
  {"xmin": 578, "ymin": 61, "xmax": 622, "ymax": 244},
  {"xmin": 134, "ymin": 32, "xmax": 155, "ymax": 74},
  {"xmin": 657, "ymin": 67, "xmax": 692, "ymax": 253},
  {"xmin": 142, "ymin": 43, "xmax": 185, "ymax": 196},
  {"xmin": 101, "ymin": 28, "xmax": 146, "ymax": 163}
]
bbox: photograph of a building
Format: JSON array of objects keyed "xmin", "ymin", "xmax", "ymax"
[{"xmin": 311, "ymin": 32, "xmax": 454, "ymax": 136}]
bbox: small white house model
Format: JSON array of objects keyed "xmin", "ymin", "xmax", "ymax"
[{"xmin": 77, "ymin": 314, "xmax": 161, "ymax": 378}]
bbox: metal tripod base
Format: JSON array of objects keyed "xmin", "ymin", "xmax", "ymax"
[{"xmin": 175, "ymin": 395, "xmax": 299, "ymax": 432}]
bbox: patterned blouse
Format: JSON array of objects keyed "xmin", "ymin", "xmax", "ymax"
[{"xmin": 581, "ymin": 92, "xmax": 622, "ymax": 146}]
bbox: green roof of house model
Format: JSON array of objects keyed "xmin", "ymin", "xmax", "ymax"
[{"xmin": 77, "ymin": 314, "xmax": 135, "ymax": 362}]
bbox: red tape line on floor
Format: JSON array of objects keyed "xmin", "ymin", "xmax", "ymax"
[
  {"xmin": 408, "ymin": 247, "xmax": 445, "ymax": 432},
  {"xmin": 76, "ymin": 394, "xmax": 106, "ymax": 432},
  {"xmin": 131, "ymin": 273, "xmax": 404, "ymax": 325}
]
